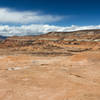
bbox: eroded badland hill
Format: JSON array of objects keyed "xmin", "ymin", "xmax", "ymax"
[{"xmin": 0, "ymin": 29, "xmax": 100, "ymax": 100}]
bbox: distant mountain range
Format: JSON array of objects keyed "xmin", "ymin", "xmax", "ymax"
[
  {"xmin": 1, "ymin": 29, "xmax": 100, "ymax": 48},
  {"xmin": 1, "ymin": 29, "xmax": 100, "ymax": 40}
]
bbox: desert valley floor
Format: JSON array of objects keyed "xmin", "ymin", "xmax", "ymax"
[{"xmin": 0, "ymin": 30, "xmax": 100, "ymax": 100}]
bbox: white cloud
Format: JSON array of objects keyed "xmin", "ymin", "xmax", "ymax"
[
  {"xmin": 0, "ymin": 24, "xmax": 100, "ymax": 36},
  {"xmin": 0, "ymin": 8, "xmax": 63, "ymax": 24}
]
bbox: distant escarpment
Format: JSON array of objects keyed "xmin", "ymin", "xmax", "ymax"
[{"xmin": 1, "ymin": 29, "xmax": 100, "ymax": 52}]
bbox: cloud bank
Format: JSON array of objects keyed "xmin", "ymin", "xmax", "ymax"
[
  {"xmin": 0, "ymin": 8, "xmax": 63, "ymax": 24},
  {"xmin": 0, "ymin": 24, "xmax": 100, "ymax": 36}
]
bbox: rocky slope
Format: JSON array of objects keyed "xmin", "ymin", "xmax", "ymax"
[{"xmin": 1, "ymin": 29, "xmax": 100, "ymax": 53}]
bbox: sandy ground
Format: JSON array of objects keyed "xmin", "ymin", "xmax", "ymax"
[{"xmin": 0, "ymin": 50, "xmax": 100, "ymax": 100}]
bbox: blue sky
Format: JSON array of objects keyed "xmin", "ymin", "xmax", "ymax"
[
  {"xmin": 0, "ymin": 0, "xmax": 100, "ymax": 36},
  {"xmin": 0, "ymin": 0, "xmax": 99, "ymax": 26}
]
